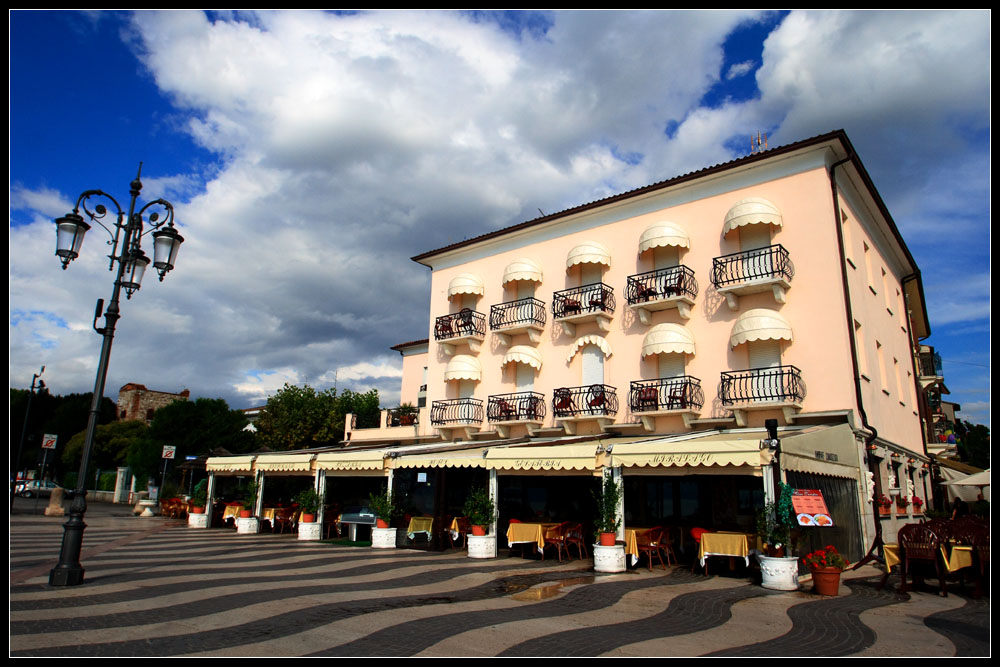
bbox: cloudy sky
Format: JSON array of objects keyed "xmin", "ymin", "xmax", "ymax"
[{"xmin": 10, "ymin": 10, "xmax": 990, "ymax": 427}]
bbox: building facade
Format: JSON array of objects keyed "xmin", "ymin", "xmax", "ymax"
[
  {"xmin": 117, "ymin": 383, "xmax": 190, "ymax": 423},
  {"xmin": 209, "ymin": 131, "xmax": 937, "ymax": 561}
]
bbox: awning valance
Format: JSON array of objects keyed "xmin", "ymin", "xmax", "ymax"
[
  {"xmin": 255, "ymin": 453, "xmax": 315, "ymax": 472},
  {"xmin": 447, "ymin": 273, "xmax": 485, "ymax": 298},
  {"xmin": 486, "ymin": 444, "xmax": 600, "ymax": 471},
  {"xmin": 502, "ymin": 258, "xmax": 543, "ymax": 285},
  {"xmin": 206, "ymin": 455, "xmax": 255, "ymax": 473},
  {"xmin": 642, "ymin": 323, "xmax": 695, "ymax": 357},
  {"xmin": 393, "ymin": 449, "xmax": 488, "ymax": 469},
  {"xmin": 566, "ymin": 241, "xmax": 611, "ymax": 269},
  {"xmin": 779, "ymin": 424, "xmax": 860, "ymax": 479},
  {"xmin": 730, "ymin": 308, "xmax": 793, "ymax": 347},
  {"xmin": 566, "ymin": 334, "xmax": 612, "ymax": 362},
  {"xmin": 314, "ymin": 449, "xmax": 386, "ymax": 471},
  {"xmin": 502, "ymin": 345, "xmax": 543, "ymax": 371},
  {"xmin": 638, "ymin": 222, "xmax": 690, "ymax": 253},
  {"xmin": 444, "ymin": 355, "xmax": 483, "ymax": 381},
  {"xmin": 611, "ymin": 439, "xmax": 771, "ymax": 469},
  {"xmin": 723, "ymin": 197, "xmax": 783, "ymax": 236}
]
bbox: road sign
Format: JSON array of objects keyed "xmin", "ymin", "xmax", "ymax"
[
  {"xmin": 162, "ymin": 446, "xmax": 177, "ymax": 459},
  {"xmin": 41, "ymin": 434, "xmax": 58, "ymax": 450}
]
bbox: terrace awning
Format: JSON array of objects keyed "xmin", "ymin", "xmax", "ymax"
[
  {"xmin": 611, "ymin": 437, "xmax": 771, "ymax": 470},
  {"xmin": 638, "ymin": 222, "xmax": 690, "ymax": 253},
  {"xmin": 722, "ymin": 197, "xmax": 783, "ymax": 236},
  {"xmin": 566, "ymin": 334, "xmax": 612, "ymax": 362},
  {"xmin": 206, "ymin": 455, "xmax": 255, "ymax": 473},
  {"xmin": 393, "ymin": 448, "xmax": 488, "ymax": 469},
  {"xmin": 502, "ymin": 345, "xmax": 543, "ymax": 371},
  {"xmin": 486, "ymin": 444, "xmax": 600, "ymax": 471},
  {"xmin": 255, "ymin": 453, "xmax": 314, "ymax": 472},
  {"xmin": 730, "ymin": 308, "xmax": 793, "ymax": 347},
  {"xmin": 314, "ymin": 449, "xmax": 386, "ymax": 472},
  {"xmin": 444, "ymin": 354, "xmax": 483, "ymax": 381},
  {"xmin": 447, "ymin": 273, "xmax": 485, "ymax": 298}
]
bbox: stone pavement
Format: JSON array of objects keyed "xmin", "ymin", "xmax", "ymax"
[{"xmin": 10, "ymin": 499, "xmax": 990, "ymax": 657}]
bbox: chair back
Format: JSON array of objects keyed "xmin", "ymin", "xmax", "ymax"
[
  {"xmin": 690, "ymin": 526, "xmax": 708, "ymax": 543},
  {"xmin": 898, "ymin": 523, "xmax": 940, "ymax": 560}
]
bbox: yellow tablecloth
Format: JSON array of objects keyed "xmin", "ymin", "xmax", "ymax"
[
  {"xmin": 624, "ymin": 528, "xmax": 654, "ymax": 560},
  {"xmin": 222, "ymin": 505, "xmax": 243, "ymax": 521},
  {"xmin": 506, "ymin": 522, "xmax": 559, "ymax": 553},
  {"xmin": 406, "ymin": 516, "xmax": 434, "ymax": 539},
  {"xmin": 262, "ymin": 507, "xmax": 277, "ymax": 522},
  {"xmin": 884, "ymin": 544, "xmax": 901, "ymax": 570},
  {"xmin": 941, "ymin": 544, "xmax": 974, "ymax": 573},
  {"xmin": 699, "ymin": 532, "xmax": 754, "ymax": 567}
]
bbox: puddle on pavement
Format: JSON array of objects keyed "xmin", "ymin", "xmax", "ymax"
[{"xmin": 510, "ymin": 576, "xmax": 595, "ymax": 601}]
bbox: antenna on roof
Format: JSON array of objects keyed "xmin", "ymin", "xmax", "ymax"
[{"xmin": 750, "ymin": 131, "xmax": 769, "ymax": 155}]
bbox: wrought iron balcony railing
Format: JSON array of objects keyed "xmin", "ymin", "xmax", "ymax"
[
  {"xmin": 430, "ymin": 398, "xmax": 484, "ymax": 426},
  {"xmin": 487, "ymin": 392, "xmax": 546, "ymax": 422},
  {"xmin": 490, "ymin": 297, "xmax": 547, "ymax": 331},
  {"xmin": 552, "ymin": 384, "xmax": 619, "ymax": 418},
  {"xmin": 711, "ymin": 244, "xmax": 793, "ymax": 289},
  {"xmin": 625, "ymin": 266, "xmax": 698, "ymax": 305},
  {"xmin": 552, "ymin": 283, "xmax": 615, "ymax": 319},
  {"xmin": 434, "ymin": 308, "xmax": 486, "ymax": 341},
  {"xmin": 386, "ymin": 407, "xmax": 419, "ymax": 427},
  {"xmin": 917, "ymin": 352, "xmax": 941, "ymax": 377},
  {"xmin": 629, "ymin": 376, "xmax": 705, "ymax": 413},
  {"xmin": 719, "ymin": 365, "xmax": 804, "ymax": 406}
]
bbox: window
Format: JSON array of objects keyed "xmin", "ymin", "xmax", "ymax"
[
  {"xmin": 876, "ymin": 341, "xmax": 889, "ymax": 394},
  {"xmin": 854, "ymin": 320, "xmax": 870, "ymax": 380},
  {"xmin": 841, "ymin": 210, "xmax": 855, "ymax": 267}
]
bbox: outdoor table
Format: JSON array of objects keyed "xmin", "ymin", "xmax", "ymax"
[
  {"xmin": 941, "ymin": 543, "xmax": 974, "ymax": 573},
  {"xmin": 506, "ymin": 522, "xmax": 560, "ymax": 554},
  {"xmin": 625, "ymin": 527, "xmax": 655, "ymax": 566},
  {"xmin": 407, "ymin": 516, "xmax": 434, "ymax": 540},
  {"xmin": 698, "ymin": 532, "xmax": 756, "ymax": 570},
  {"xmin": 222, "ymin": 505, "xmax": 243, "ymax": 523}
]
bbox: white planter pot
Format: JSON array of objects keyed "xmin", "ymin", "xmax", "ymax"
[
  {"xmin": 298, "ymin": 521, "xmax": 322, "ymax": 541},
  {"xmin": 236, "ymin": 517, "xmax": 260, "ymax": 534},
  {"xmin": 758, "ymin": 555, "xmax": 800, "ymax": 591},
  {"xmin": 467, "ymin": 534, "xmax": 496, "ymax": 559},
  {"xmin": 187, "ymin": 512, "xmax": 209, "ymax": 529},
  {"xmin": 372, "ymin": 527, "xmax": 397, "ymax": 549},
  {"xmin": 593, "ymin": 543, "xmax": 626, "ymax": 573}
]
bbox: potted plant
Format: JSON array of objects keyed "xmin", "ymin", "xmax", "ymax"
[
  {"xmin": 756, "ymin": 482, "xmax": 799, "ymax": 591},
  {"xmin": 592, "ymin": 475, "xmax": 622, "ymax": 547},
  {"xmin": 190, "ymin": 481, "xmax": 208, "ymax": 515},
  {"xmin": 801, "ymin": 544, "xmax": 850, "ymax": 596},
  {"xmin": 294, "ymin": 487, "xmax": 323, "ymax": 523},
  {"xmin": 876, "ymin": 494, "xmax": 893, "ymax": 515},
  {"xmin": 396, "ymin": 402, "xmax": 418, "ymax": 426},
  {"xmin": 911, "ymin": 496, "xmax": 924, "ymax": 513},
  {"xmin": 895, "ymin": 495, "xmax": 910, "ymax": 514},
  {"xmin": 462, "ymin": 487, "xmax": 495, "ymax": 536},
  {"xmin": 368, "ymin": 490, "xmax": 400, "ymax": 529},
  {"xmin": 239, "ymin": 481, "xmax": 258, "ymax": 518}
]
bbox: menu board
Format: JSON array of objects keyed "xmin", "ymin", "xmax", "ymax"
[{"xmin": 791, "ymin": 488, "xmax": 834, "ymax": 527}]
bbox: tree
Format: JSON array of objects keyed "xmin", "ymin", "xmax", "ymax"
[
  {"xmin": 62, "ymin": 420, "xmax": 149, "ymax": 478},
  {"xmin": 956, "ymin": 420, "xmax": 990, "ymax": 470},
  {"xmin": 255, "ymin": 383, "xmax": 342, "ymax": 451},
  {"xmin": 338, "ymin": 388, "xmax": 381, "ymax": 431}
]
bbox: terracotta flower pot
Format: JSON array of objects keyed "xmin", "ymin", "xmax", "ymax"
[
  {"xmin": 191, "ymin": 507, "xmax": 205, "ymax": 515},
  {"xmin": 239, "ymin": 509, "xmax": 252, "ymax": 519},
  {"xmin": 376, "ymin": 518, "xmax": 389, "ymax": 529},
  {"xmin": 810, "ymin": 567, "xmax": 843, "ymax": 596},
  {"xmin": 599, "ymin": 532, "xmax": 617, "ymax": 547},
  {"xmin": 471, "ymin": 525, "xmax": 486, "ymax": 536},
  {"xmin": 301, "ymin": 513, "xmax": 316, "ymax": 523}
]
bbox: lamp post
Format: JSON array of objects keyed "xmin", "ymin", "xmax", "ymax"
[
  {"xmin": 12, "ymin": 366, "xmax": 45, "ymax": 507},
  {"xmin": 48, "ymin": 164, "xmax": 184, "ymax": 587}
]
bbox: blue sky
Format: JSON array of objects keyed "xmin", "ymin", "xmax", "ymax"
[{"xmin": 10, "ymin": 10, "xmax": 990, "ymax": 429}]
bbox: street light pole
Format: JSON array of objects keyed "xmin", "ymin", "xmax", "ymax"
[
  {"xmin": 12, "ymin": 366, "xmax": 45, "ymax": 507},
  {"xmin": 48, "ymin": 165, "xmax": 184, "ymax": 587}
]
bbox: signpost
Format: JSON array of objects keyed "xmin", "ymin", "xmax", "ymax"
[{"xmin": 160, "ymin": 446, "xmax": 176, "ymax": 503}]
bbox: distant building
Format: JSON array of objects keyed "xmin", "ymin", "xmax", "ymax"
[
  {"xmin": 117, "ymin": 383, "xmax": 190, "ymax": 423},
  {"xmin": 241, "ymin": 406, "xmax": 266, "ymax": 432}
]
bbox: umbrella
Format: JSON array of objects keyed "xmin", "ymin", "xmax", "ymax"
[{"xmin": 943, "ymin": 469, "xmax": 991, "ymax": 487}]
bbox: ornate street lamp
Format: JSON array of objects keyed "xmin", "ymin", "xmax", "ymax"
[
  {"xmin": 48, "ymin": 164, "xmax": 184, "ymax": 586},
  {"xmin": 12, "ymin": 366, "xmax": 45, "ymax": 507}
]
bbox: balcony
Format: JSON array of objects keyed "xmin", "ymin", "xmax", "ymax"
[
  {"xmin": 629, "ymin": 376, "xmax": 704, "ymax": 429},
  {"xmin": 552, "ymin": 283, "xmax": 615, "ymax": 336},
  {"xmin": 625, "ymin": 266, "xmax": 698, "ymax": 322},
  {"xmin": 711, "ymin": 244, "xmax": 793, "ymax": 310},
  {"xmin": 488, "ymin": 391, "xmax": 546, "ymax": 437},
  {"xmin": 917, "ymin": 351, "xmax": 943, "ymax": 388},
  {"xmin": 720, "ymin": 365, "xmax": 804, "ymax": 426},
  {"xmin": 552, "ymin": 384, "xmax": 618, "ymax": 434},
  {"xmin": 489, "ymin": 297, "xmax": 546, "ymax": 345},
  {"xmin": 386, "ymin": 407, "xmax": 419, "ymax": 428},
  {"xmin": 434, "ymin": 308, "xmax": 486, "ymax": 355},
  {"xmin": 430, "ymin": 398, "xmax": 483, "ymax": 440}
]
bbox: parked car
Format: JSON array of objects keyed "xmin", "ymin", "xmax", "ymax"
[{"xmin": 17, "ymin": 480, "xmax": 62, "ymax": 498}]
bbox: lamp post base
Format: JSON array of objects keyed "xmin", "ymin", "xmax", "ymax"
[{"xmin": 49, "ymin": 491, "xmax": 88, "ymax": 587}]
